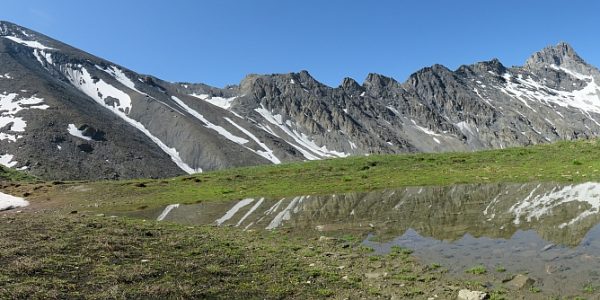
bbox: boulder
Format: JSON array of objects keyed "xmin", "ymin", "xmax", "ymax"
[{"xmin": 457, "ymin": 289, "xmax": 488, "ymax": 300}]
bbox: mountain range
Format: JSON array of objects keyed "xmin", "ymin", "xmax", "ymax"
[{"xmin": 1, "ymin": 21, "xmax": 599, "ymax": 180}]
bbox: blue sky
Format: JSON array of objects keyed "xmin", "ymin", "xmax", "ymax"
[{"xmin": 2, "ymin": 0, "xmax": 599, "ymax": 88}]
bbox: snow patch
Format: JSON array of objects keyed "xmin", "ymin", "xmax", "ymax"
[
  {"xmin": 3, "ymin": 36, "xmax": 54, "ymax": 50},
  {"xmin": 0, "ymin": 154, "xmax": 17, "ymax": 168},
  {"xmin": 0, "ymin": 192, "xmax": 29, "ymax": 211},
  {"xmin": 95, "ymin": 65, "xmax": 145, "ymax": 95},
  {"xmin": 455, "ymin": 121, "xmax": 474, "ymax": 136},
  {"xmin": 224, "ymin": 117, "xmax": 281, "ymax": 164},
  {"xmin": 255, "ymin": 105, "xmax": 349, "ymax": 160},
  {"xmin": 67, "ymin": 124, "xmax": 91, "ymax": 141},
  {"xmin": 0, "ymin": 73, "xmax": 12, "ymax": 79},
  {"xmin": 64, "ymin": 66, "xmax": 132, "ymax": 114},
  {"xmin": 473, "ymin": 88, "xmax": 495, "ymax": 107},
  {"xmin": 501, "ymin": 69, "xmax": 600, "ymax": 115},
  {"xmin": 0, "ymin": 93, "xmax": 48, "ymax": 143},
  {"xmin": 171, "ymin": 96, "xmax": 249, "ymax": 144},
  {"xmin": 411, "ymin": 120, "xmax": 442, "ymax": 137},
  {"xmin": 33, "ymin": 49, "xmax": 53, "ymax": 67},
  {"xmin": 349, "ymin": 141, "xmax": 357, "ymax": 149},
  {"xmin": 386, "ymin": 106, "xmax": 400, "ymax": 116},
  {"xmin": 189, "ymin": 93, "xmax": 237, "ymax": 110},
  {"xmin": 0, "ymin": 133, "xmax": 16, "ymax": 142}
]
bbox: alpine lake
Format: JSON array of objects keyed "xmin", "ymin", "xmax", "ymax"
[{"xmin": 118, "ymin": 181, "xmax": 600, "ymax": 295}]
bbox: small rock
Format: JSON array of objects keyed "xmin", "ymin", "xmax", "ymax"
[
  {"xmin": 140, "ymin": 259, "xmax": 149, "ymax": 263},
  {"xmin": 541, "ymin": 244, "xmax": 555, "ymax": 251},
  {"xmin": 309, "ymin": 263, "xmax": 315, "ymax": 267},
  {"xmin": 457, "ymin": 289, "xmax": 488, "ymax": 300},
  {"xmin": 505, "ymin": 274, "xmax": 535, "ymax": 290},
  {"xmin": 364, "ymin": 272, "xmax": 387, "ymax": 279},
  {"xmin": 319, "ymin": 235, "xmax": 336, "ymax": 241}
]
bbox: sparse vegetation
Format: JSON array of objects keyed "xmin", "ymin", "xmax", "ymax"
[
  {"xmin": 529, "ymin": 286, "xmax": 541, "ymax": 293},
  {"xmin": 584, "ymin": 282, "xmax": 598, "ymax": 293},
  {"xmin": 0, "ymin": 165, "xmax": 37, "ymax": 182},
  {"xmin": 466, "ymin": 265, "xmax": 487, "ymax": 275},
  {"xmin": 0, "ymin": 213, "xmax": 466, "ymax": 299}
]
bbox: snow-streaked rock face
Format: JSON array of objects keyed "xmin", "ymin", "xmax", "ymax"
[
  {"xmin": 63, "ymin": 65, "xmax": 133, "ymax": 115},
  {"xmin": 62, "ymin": 66, "xmax": 201, "ymax": 174},
  {"xmin": 3, "ymin": 19, "xmax": 600, "ymax": 180},
  {"xmin": 0, "ymin": 93, "xmax": 48, "ymax": 143},
  {"xmin": 2, "ymin": 35, "xmax": 53, "ymax": 50}
]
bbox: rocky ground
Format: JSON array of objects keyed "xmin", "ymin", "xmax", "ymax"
[{"xmin": 0, "ymin": 208, "xmax": 554, "ymax": 299}]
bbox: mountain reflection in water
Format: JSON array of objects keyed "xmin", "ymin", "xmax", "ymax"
[
  {"xmin": 127, "ymin": 182, "xmax": 600, "ymax": 247},
  {"xmin": 122, "ymin": 182, "xmax": 600, "ymax": 294}
]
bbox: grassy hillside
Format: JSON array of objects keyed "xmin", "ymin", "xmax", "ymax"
[
  {"xmin": 3, "ymin": 139, "xmax": 600, "ymax": 299},
  {"xmin": 0, "ymin": 165, "xmax": 37, "ymax": 182},
  {"xmin": 24, "ymin": 138, "xmax": 600, "ymax": 212}
]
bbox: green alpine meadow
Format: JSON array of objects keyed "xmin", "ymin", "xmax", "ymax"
[{"xmin": 2, "ymin": 140, "xmax": 600, "ymax": 299}]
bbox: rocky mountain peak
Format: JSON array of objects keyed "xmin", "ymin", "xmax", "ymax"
[
  {"xmin": 340, "ymin": 77, "xmax": 362, "ymax": 91},
  {"xmin": 476, "ymin": 58, "xmax": 506, "ymax": 74},
  {"xmin": 239, "ymin": 74, "xmax": 265, "ymax": 96},
  {"xmin": 363, "ymin": 73, "xmax": 397, "ymax": 88},
  {"xmin": 0, "ymin": 20, "xmax": 16, "ymax": 35},
  {"xmin": 456, "ymin": 58, "xmax": 507, "ymax": 78},
  {"xmin": 0, "ymin": 21, "xmax": 33, "ymax": 37},
  {"xmin": 525, "ymin": 42, "xmax": 585, "ymax": 69}
]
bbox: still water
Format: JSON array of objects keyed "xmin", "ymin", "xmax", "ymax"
[{"xmin": 122, "ymin": 182, "xmax": 600, "ymax": 294}]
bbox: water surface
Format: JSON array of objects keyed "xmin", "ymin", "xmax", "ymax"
[{"xmin": 123, "ymin": 182, "xmax": 600, "ymax": 294}]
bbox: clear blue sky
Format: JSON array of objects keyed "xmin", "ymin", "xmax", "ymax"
[{"xmin": 2, "ymin": 0, "xmax": 599, "ymax": 88}]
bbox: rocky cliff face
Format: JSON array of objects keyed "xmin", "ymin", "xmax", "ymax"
[{"xmin": 1, "ymin": 21, "xmax": 599, "ymax": 180}]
